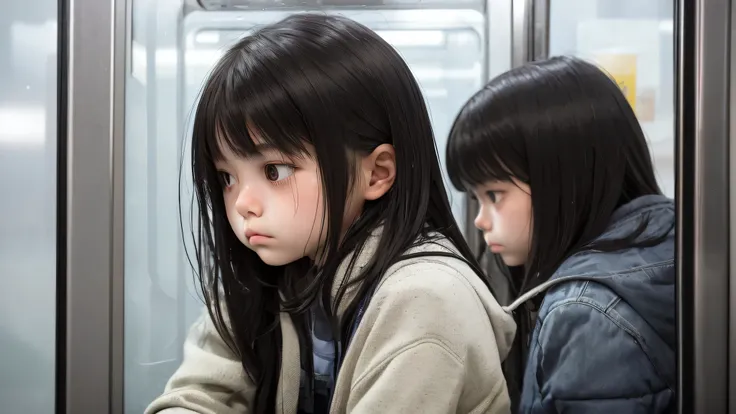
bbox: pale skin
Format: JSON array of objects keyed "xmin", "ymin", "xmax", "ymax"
[
  {"xmin": 215, "ymin": 131, "xmax": 396, "ymax": 267},
  {"xmin": 472, "ymin": 178, "xmax": 533, "ymax": 267}
]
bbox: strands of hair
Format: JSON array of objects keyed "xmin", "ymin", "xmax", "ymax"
[
  {"xmin": 446, "ymin": 56, "xmax": 673, "ymax": 406},
  {"xmin": 446, "ymin": 55, "xmax": 671, "ymax": 294}
]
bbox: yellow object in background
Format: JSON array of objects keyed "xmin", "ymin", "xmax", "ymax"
[{"xmin": 595, "ymin": 53, "xmax": 638, "ymax": 113}]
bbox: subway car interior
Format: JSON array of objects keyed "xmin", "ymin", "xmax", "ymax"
[{"xmin": 0, "ymin": 0, "xmax": 733, "ymax": 412}]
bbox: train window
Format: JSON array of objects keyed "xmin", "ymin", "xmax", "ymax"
[
  {"xmin": 549, "ymin": 0, "xmax": 675, "ymax": 197},
  {"xmin": 123, "ymin": 1, "xmax": 499, "ymax": 412},
  {"xmin": 0, "ymin": 2, "xmax": 59, "ymax": 413}
]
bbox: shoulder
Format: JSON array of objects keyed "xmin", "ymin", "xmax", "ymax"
[
  {"xmin": 375, "ymin": 238, "xmax": 498, "ymax": 320},
  {"xmin": 363, "ymin": 243, "xmax": 515, "ymax": 358},
  {"xmin": 378, "ymin": 236, "xmax": 487, "ymax": 294},
  {"xmin": 351, "ymin": 257, "xmax": 482, "ymax": 364},
  {"xmin": 343, "ymin": 247, "xmax": 514, "ymax": 411},
  {"xmin": 533, "ymin": 275, "xmax": 671, "ymax": 379},
  {"xmin": 539, "ymin": 243, "xmax": 675, "ymax": 320},
  {"xmin": 387, "ymin": 251, "xmax": 476, "ymax": 286},
  {"xmin": 537, "ymin": 275, "xmax": 646, "ymax": 345},
  {"xmin": 527, "ymin": 301, "xmax": 673, "ymax": 406},
  {"xmin": 377, "ymin": 254, "xmax": 487, "ymax": 323},
  {"xmin": 537, "ymin": 298, "xmax": 631, "ymax": 345}
]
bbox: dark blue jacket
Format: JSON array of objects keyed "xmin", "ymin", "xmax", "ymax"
[{"xmin": 510, "ymin": 195, "xmax": 675, "ymax": 413}]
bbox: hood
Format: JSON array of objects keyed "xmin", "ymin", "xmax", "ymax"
[
  {"xmin": 549, "ymin": 195, "xmax": 676, "ymax": 349},
  {"xmin": 331, "ymin": 225, "xmax": 517, "ymax": 359}
]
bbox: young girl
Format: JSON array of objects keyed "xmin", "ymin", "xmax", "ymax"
[
  {"xmin": 145, "ymin": 13, "xmax": 516, "ymax": 414},
  {"xmin": 446, "ymin": 55, "xmax": 675, "ymax": 413}
]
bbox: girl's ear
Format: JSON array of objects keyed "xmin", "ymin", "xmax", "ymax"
[{"xmin": 361, "ymin": 143, "xmax": 396, "ymax": 201}]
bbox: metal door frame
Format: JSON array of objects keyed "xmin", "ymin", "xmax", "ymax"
[
  {"xmin": 676, "ymin": 0, "xmax": 731, "ymax": 412},
  {"xmin": 729, "ymin": 1, "xmax": 736, "ymax": 410},
  {"xmin": 511, "ymin": 0, "xmax": 548, "ymax": 66},
  {"xmin": 63, "ymin": 0, "xmax": 127, "ymax": 411}
]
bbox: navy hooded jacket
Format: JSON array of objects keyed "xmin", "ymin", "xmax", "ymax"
[{"xmin": 509, "ymin": 195, "xmax": 675, "ymax": 413}]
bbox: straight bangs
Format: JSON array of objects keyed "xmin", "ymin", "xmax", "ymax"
[
  {"xmin": 446, "ymin": 96, "xmax": 529, "ymax": 191},
  {"xmin": 195, "ymin": 36, "xmax": 316, "ymax": 170}
]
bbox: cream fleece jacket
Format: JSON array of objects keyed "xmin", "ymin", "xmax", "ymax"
[{"xmin": 145, "ymin": 232, "xmax": 516, "ymax": 414}]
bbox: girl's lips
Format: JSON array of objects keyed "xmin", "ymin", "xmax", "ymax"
[
  {"xmin": 248, "ymin": 235, "xmax": 271, "ymax": 245},
  {"xmin": 488, "ymin": 243, "xmax": 504, "ymax": 253},
  {"xmin": 245, "ymin": 230, "xmax": 272, "ymax": 245}
]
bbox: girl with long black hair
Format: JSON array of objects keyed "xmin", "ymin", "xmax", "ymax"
[
  {"xmin": 447, "ymin": 56, "xmax": 675, "ymax": 413},
  {"xmin": 146, "ymin": 13, "xmax": 516, "ymax": 414}
]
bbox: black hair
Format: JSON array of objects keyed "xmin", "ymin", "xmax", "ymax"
[
  {"xmin": 446, "ymin": 55, "xmax": 667, "ymax": 295},
  {"xmin": 186, "ymin": 13, "xmax": 486, "ymax": 413}
]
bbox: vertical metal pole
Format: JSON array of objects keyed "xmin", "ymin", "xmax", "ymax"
[
  {"xmin": 675, "ymin": 0, "xmax": 730, "ymax": 412},
  {"xmin": 511, "ymin": 0, "xmax": 531, "ymax": 67},
  {"xmin": 531, "ymin": 0, "xmax": 549, "ymax": 61},
  {"xmin": 64, "ymin": 0, "xmax": 126, "ymax": 411}
]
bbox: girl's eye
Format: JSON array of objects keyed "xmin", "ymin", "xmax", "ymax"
[
  {"xmin": 486, "ymin": 191, "xmax": 498, "ymax": 203},
  {"xmin": 219, "ymin": 172, "xmax": 234, "ymax": 188},
  {"xmin": 264, "ymin": 164, "xmax": 295, "ymax": 182}
]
